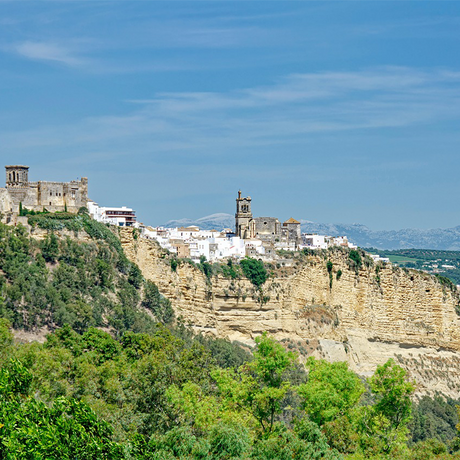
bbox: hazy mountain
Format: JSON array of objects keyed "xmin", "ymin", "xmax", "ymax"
[
  {"xmin": 162, "ymin": 213, "xmax": 460, "ymax": 250},
  {"xmin": 163, "ymin": 213, "xmax": 235, "ymax": 231}
]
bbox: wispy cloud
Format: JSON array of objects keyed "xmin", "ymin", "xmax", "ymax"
[
  {"xmin": 4, "ymin": 66, "xmax": 460, "ymax": 162},
  {"xmin": 11, "ymin": 41, "xmax": 85, "ymax": 67}
]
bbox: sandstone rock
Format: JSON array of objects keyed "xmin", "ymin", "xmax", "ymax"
[{"xmin": 120, "ymin": 228, "xmax": 460, "ymax": 397}]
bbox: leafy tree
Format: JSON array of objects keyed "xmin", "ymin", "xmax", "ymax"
[
  {"xmin": 349, "ymin": 249, "xmax": 362, "ymax": 270},
  {"xmin": 128, "ymin": 263, "xmax": 143, "ymax": 289},
  {"xmin": 251, "ymin": 420, "xmax": 342, "ymax": 460},
  {"xmin": 142, "ymin": 280, "xmax": 174, "ymax": 324},
  {"xmin": 327, "ymin": 260, "xmax": 333, "ymax": 288},
  {"xmin": 195, "ymin": 335, "xmax": 251, "ymax": 369},
  {"xmin": 0, "ymin": 318, "xmax": 13, "ymax": 363},
  {"xmin": 410, "ymin": 395, "xmax": 459, "ymax": 444},
  {"xmin": 199, "ymin": 255, "xmax": 213, "ymax": 280},
  {"xmin": 41, "ymin": 232, "xmax": 60, "ymax": 262},
  {"xmin": 82, "ymin": 327, "xmax": 121, "ymax": 363},
  {"xmin": 213, "ymin": 332, "xmax": 296, "ymax": 434},
  {"xmin": 298, "ymin": 358, "xmax": 365, "ymax": 427},
  {"xmin": 170, "ymin": 258, "xmax": 178, "ymax": 272},
  {"xmin": 221, "ymin": 258, "xmax": 240, "ymax": 279},
  {"xmin": 240, "ymin": 258, "xmax": 267, "ymax": 287},
  {"xmin": 361, "ymin": 359, "xmax": 415, "ymax": 454},
  {"xmin": 0, "ymin": 360, "xmax": 124, "ymax": 459}
]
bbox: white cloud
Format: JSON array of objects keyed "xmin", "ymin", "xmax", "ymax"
[
  {"xmin": 3, "ymin": 67, "xmax": 460, "ymax": 160},
  {"xmin": 12, "ymin": 41, "xmax": 85, "ymax": 67}
]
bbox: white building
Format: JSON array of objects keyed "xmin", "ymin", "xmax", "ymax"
[
  {"xmin": 300, "ymin": 234, "xmax": 357, "ymax": 250},
  {"xmin": 301, "ymin": 234, "xmax": 329, "ymax": 250},
  {"xmin": 88, "ymin": 201, "xmax": 136, "ymax": 227}
]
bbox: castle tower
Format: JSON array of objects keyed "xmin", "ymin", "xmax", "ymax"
[
  {"xmin": 5, "ymin": 165, "xmax": 29, "ymax": 188},
  {"xmin": 235, "ymin": 190, "xmax": 253, "ymax": 238}
]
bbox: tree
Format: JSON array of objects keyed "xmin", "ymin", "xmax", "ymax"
[
  {"xmin": 251, "ymin": 419, "xmax": 342, "ymax": 460},
  {"xmin": 128, "ymin": 263, "xmax": 143, "ymax": 289},
  {"xmin": 41, "ymin": 232, "xmax": 59, "ymax": 263},
  {"xmin": 0, "ymin": 318, "xmax": 13, "ymax": 363},
  {"xmin": 348, "ymin": 250, "xmax": 362, "ymax": 270},
  {"xmin": 0, "ymin": 360, "xmax": 124, "ymax": 459},
  {"xmin": 142, "ymin": 280, "xmax": 174, "ymax": 324},
  {"xmin": 361, "ymin": 359, "xmax": 415, "ymax": 454},
  {"xmin": 297, "ymin": 358, "xmax": 365, "ymax": 427},
  {"xmin": 240, "ymin": 258, "xmax": 267, "ymax": 287},
  {"xmin": 213, "ymin": 332, "xmax": 296, "ymax": 434}
]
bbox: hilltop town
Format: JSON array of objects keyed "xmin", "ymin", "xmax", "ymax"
[{"xmin": 0, "ymin": 165, "xmax": 358, "ymax": 263}]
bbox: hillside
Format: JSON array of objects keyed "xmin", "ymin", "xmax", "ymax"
[
  {"xmin": 0, "ymin": 214, "xmax": 173, "ymax": 337},
  {"xmin": 2, "ymin": 216, "xmax": 460, "ymax": 458},
  {"xmin": 163, "ymin": 213, "xmax": 460, "ymax": 250},
  {"xmin": 121, "ymin": 228, "xmax": 460, "ymax": 398}
]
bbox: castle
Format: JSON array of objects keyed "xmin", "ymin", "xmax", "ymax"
[
  {"xmin": 0, "ymin": 165, "xmax": 88, "ymax": 221},
  {"xmin": 235, "ymin": 190, "xmax": 301, "ymax": 247}
]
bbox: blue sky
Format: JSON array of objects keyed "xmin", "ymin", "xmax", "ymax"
[{"xmin": 1, "ymin": 2, "xmax": 460, "ymax": 230}]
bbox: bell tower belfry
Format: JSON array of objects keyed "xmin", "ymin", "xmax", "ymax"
[
  {"xmin": 5, "ymin": 165, "xmax": 29, "ymax": 188},
  {"xmin": 235, "ymin": 190, "xmax": 253, "ymax": 238}
]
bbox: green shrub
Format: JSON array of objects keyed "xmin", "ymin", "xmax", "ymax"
[
  {"xmin": 170, "ymin": 258, "xmax": 178, "ymax": 272},
  {"xmin": 349, "ymin": 250, "xmax": 362, "ymax": 271},
  {"xmin": 240, "ymin": 258, "xmax": 267, "ymax": 287}
]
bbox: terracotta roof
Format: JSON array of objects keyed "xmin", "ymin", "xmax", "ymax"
[{"xmin": 284, "ymin": 217, "xmax": 300, "ymax": 224}]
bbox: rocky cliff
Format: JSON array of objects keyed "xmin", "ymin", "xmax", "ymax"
[{"xmin": 121, "ymin": 228, "xmax": 460, "ymax": 397}]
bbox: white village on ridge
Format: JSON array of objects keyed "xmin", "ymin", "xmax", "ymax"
[{"xmin": 1, "ymin": 164, "xmax": 363, "ymax": 264}]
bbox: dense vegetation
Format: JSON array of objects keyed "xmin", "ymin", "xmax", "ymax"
[
  {"xmin": 0, "ymin": 217, "xmax": 173, "ymax": 334},
  {"xmin": 1, "ymin": 318, "xmax": 460, "ymax": 459},
  {"xmin": 1, "ymin": 217, "xmax": 460, "ymax": 458}
]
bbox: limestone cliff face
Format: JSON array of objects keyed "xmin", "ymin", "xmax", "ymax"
[{"xmin": 120, "ymin": 229, "xmax": 460, "ymax": 397}]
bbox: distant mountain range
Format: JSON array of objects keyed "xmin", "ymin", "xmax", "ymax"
[
  {"xmin": 301, "ymin": 222, "xmax": 460, "ymax": 251},
  {"xmin": 162, "ymin": 213, "xmax": 460, "ymax": 250}
]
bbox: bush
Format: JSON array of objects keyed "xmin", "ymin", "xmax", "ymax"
[
  {"xmin": 170, "ymin": 258, "xmax": 178, "ymax": 272},
  {"xmin": 142, "ymin": 280, "xmax": 174, "ymax": 324},
  {"xmin": 349, "ymin": 250, "xmax": 362, "ymax": 271},
  {"xmin": 240, "ymin": 258, "xmax": 267, "ymax": 287}
]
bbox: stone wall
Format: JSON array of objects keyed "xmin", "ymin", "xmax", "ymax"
[
  {"xmin": 0, "ymin": 188, "xmax": 12, "ymax": 215},
  {"xmin": 253, "ymin": 217, "xmax": 281, "ymax": 241},
  {"xmin": 2, "ymin": 178, "xmax": 88, "ymax": 215}
]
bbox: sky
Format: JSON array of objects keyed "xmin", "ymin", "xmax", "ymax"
[{"xmin": 1, "ymin": 1, "xmax": 460, "ymax": 230}]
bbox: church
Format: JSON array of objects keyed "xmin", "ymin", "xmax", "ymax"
[{"xmin": 234, "ymin": 190, "xmax": 301, "ymax": 247}]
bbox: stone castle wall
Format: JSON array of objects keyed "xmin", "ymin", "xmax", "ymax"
[
  {"xmin": 1, "ymin": 167, "xmax": 88, "ymax": 217},
  {"xmin": 0, "ymin": 188, "xmax": 12, "ymax": 220}
]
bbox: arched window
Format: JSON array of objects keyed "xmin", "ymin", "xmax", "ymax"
[{"xmin": 12, "ymin": 172, "xmax": 15, "ymax": 182}]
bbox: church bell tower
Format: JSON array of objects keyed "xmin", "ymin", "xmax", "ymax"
[{"xmin": 235, "ymin": 190, "xmax": 253, "ymax": 238}]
